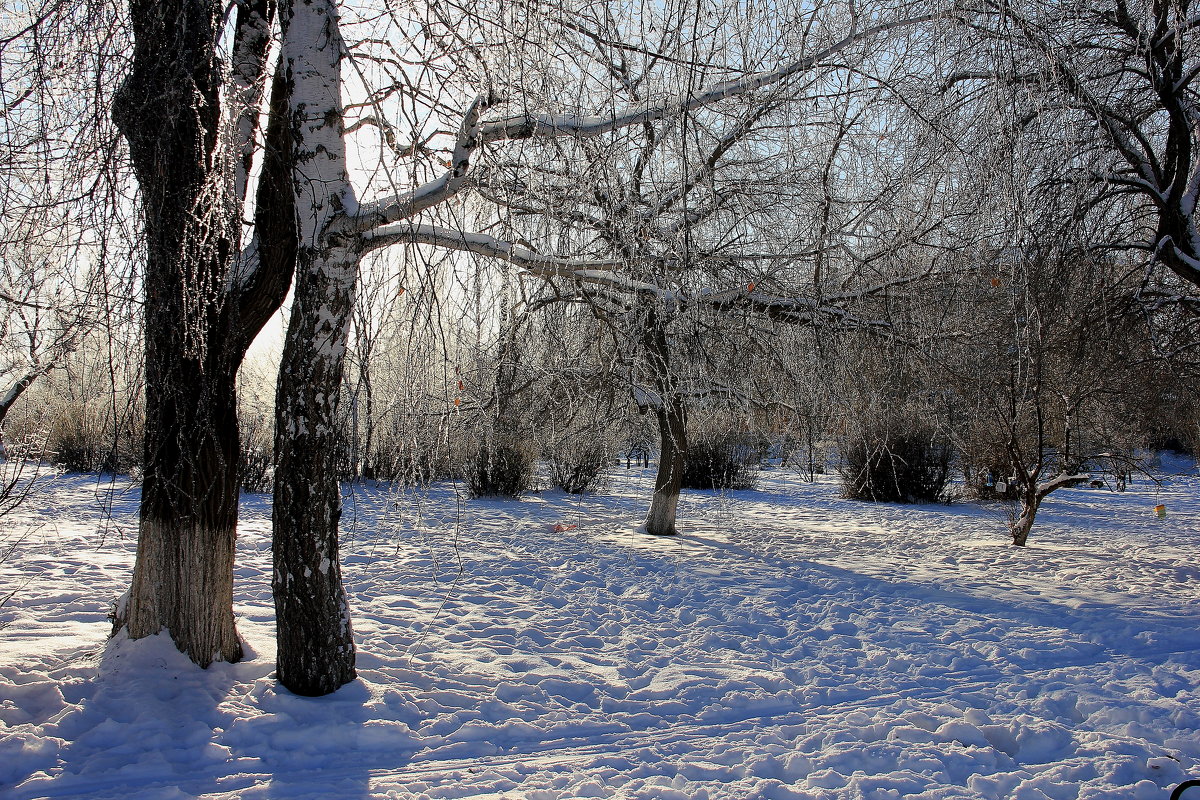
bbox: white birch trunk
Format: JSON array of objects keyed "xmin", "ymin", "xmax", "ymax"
[{"xmin": 272, "ymin": 0, "xmax": 358, "ymax": 696}]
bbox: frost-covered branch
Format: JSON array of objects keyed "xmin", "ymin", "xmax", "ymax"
[
  {"xmin": 354, "ymin": 93, "xmax": 497, "ymax": 230},
  {"xmin": 1033, "ymin": 471, "xmax": 1091, "ymax": 501},
  {"xmin": 356, "ymin": 13, "xmax": 940, "ymax": 233},
  {"xmin": 479, "ymin": 16, "xmax": 938, "ymax": 142},
  {"xmin": 364, "ymin": 223, "xmax": 900, "ymax": 334},
  {"xmin": 362, "ymin": 222, "xmax": 648, "ymax": 295}
]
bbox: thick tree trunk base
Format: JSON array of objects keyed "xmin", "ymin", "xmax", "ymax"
[
  {"xmin": 118, "ymin": 517, "xmax": 243, "ymax": 667},
  {"xmin": 273, "ymin": 492, "xmax": 358, "ymax": 696},
  {"xmin": 274, "ymin": 596, "xmax": 356, "ymax": 697},
  {"xmin": 645, "ymin": 489, "xmax": 681, "ymax": 536},
  {"xmin": 645, "ymin": 398, "xmax": 686, "ymax": 537},
  {"xmin": 1010, "ymin": 504, "xmax": 1038, "ymax": 547}
]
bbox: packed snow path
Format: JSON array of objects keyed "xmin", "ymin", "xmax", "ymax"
[{"xmin": 2, "ymin": 465, "xmax": 1198, "ymax": 799}]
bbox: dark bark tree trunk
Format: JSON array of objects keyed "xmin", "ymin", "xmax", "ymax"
[
  {"xmin": 112, "ymin": 0, "xmax": 241, "ymax": 665},
  {"xmin": 646, "ymin": 393, "xmax": 687, "ymax": 536},
  {"xmin": 128, "ymin": 365, "xmax": 244, "ymax": 663},
  {"xmin": 642, "ymin": 313, "xmax": 687, "ymax": 536},
  {"xmin": 111, "ymin": 0, "xmax": 289, "ymax": 667}
]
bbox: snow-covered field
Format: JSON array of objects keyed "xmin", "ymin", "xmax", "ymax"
[{"xmin": 1, "ymin": 462, "xmax": 1198, "ymax": 800}]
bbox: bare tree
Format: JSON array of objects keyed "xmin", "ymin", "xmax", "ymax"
[
  {"xmin": 111, "ymin": 0, "xmax": 295, "ymax": 666},
  {"xmin": 0, "ymin": 0, "xmax": 133, "ymax": 636},
  {"xmin": 930, "ymin": 136, "xmax": 1152, "ymax": 545},
  {"xmin": 396, "ymin": 2, "xmax": 962, "ymax": 533},
  {"xmin": 958, "ymin": 0, "xmax": 1200, "ymax": 299},
  {"xmin": 954, "ymin": 246, "xmax": 1149, "ymax": 544},
  {"xmin": 0, "ymin": 0, "xmax": 130, "ymax": 452}
]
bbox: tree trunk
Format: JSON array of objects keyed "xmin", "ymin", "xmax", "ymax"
[
  {"xmin": 111, "ymin": 0, "xmax": 241, "ymax": 665},
  {"xmin": 646, "ymin": 393, "xmax": 687, "ymax": 536},
  {"xmin": 1010, "ymin": 474, "xmax": 1048, "ymax": 547},
  {"xmin": 272, "ymin": 0, "xmax": 357, "ymax": 696},
  {"xmin": 111, "ymin": 0, "xmax": 286, "ymax": 667},
  {"xmin": 126, "ymin": 364, "xmax": 244, "ymax": 663},
  {"xmin": 0, "ymin": 369, "xmax": 47, "ymax": 456},
  {"xmin": 1009, "ymin": 470, "xmax": 1088, "ymax": 547},
  {"xmin": 1010, "ymin": 497, "xmax": 1038, "ymax": 547},
  {"xmin": 641, "ymin": 310, "xmax": 686, "ymax": 536},
  {"xmin": 273, "ymin": 232, "xmax": 358, "ymax": 693}
]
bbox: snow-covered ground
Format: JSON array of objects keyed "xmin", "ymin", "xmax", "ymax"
[{"xmin": 1, "ymin": 461, "xmax": 1198, "ymax": 800}]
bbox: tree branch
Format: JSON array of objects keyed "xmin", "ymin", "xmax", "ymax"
[{"xmin": 356, "ymin": 13, "xmax": 940, "ymax": 231}]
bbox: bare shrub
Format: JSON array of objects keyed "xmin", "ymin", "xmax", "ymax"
[
  {"xmin": 682, "ymin": 429, "xmax": 762, "ymax": 491},
  {"xmin": 368, "ymin": 416, "xmax": 455, "ymax": 485},
  {"xmin": 548, "ymin": 435, "xmax": 612, "ymax": 494},
  {"xmin": 839, "ymin": 421, "xmax": 953, "ymax": 503},
  {"xmin": 461, "ymin": 436, "xmax": 536, "ymax": 498},
  {"xmin": 44, "ymin": 399, "xmax": 141, "ymax": 474},
  {"xmin": 238, "ymin": 413, "xmax": 274, "ymax": 493}
]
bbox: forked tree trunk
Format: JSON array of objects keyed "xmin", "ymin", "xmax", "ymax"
[
  {"xmin": 112, "ymin": 0, "xmax": 240, "ymax": 665},
  {"xmin": 1010, "ymin": 497, "xmax": 1039, "ymax": 547},
  {"xmin": 111, "ymin": 0, "xmax": 287, "ymax": 667},
  {"xmin": 1009, "ymin": 470, "xmax": 1086, "ymax": 546},
  {"xmin": 272, "ymin": 0, "xmax": 357, "ymax": 696},
  {"xmin": 646, "ymin": 394, "xmax": 687, "ymax": 536}
]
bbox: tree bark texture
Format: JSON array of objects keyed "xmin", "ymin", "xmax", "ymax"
[
  {"xmin": 112, "ymin": 0, "xmax": 242, "ymax": 665},
  {"xmin": 273, "ymin": 226, "xmax": 359, "ymax": 693},
  {"xmin": 646, "ymin": 394, "xmax": 687, "ymax": 536},
  {"xmin": 1010, "ymin": 497, "xmax": 1039, "ymax": 547},
  {"xmin": 642, "ymin": 315, "xmax": 686, "ymax": 536},
  {"xmin": 272, "ymin": 0, "xmax": 357, "ymax": 696},
  {"xmin": 112, "ymin": 0, "xmax": 288, "ymax": 667}
]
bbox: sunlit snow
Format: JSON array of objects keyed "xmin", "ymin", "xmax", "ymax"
[{"xmin": 1, "ymin": 460, "xmax": 1197, "ymax": 799}]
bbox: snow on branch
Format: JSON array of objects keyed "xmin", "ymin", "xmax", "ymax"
[
  {"xmin": 695, "ymin": 284, "xmax": 893, "ymax": 330},
  {"xmin": 354, "ymin": 93, "xmax": 496, "ymax": 231},
  {"xmin": 1155, "ymin": 236, "xmax": 1200, "ymax": 287},
  {"xmin": 356, "ymin": 13, "xmax": 939, "ymax": 231},
  {"xmin": 477, "ymin": 16, "xmax": 938, "ymax": 142},
  {"xmin": 362, "ymin": 223, "xmax": 655, "ymax": 297},
  {"xmin": 1035, "ymin": 471, "xmax": 1091, "ymax": 501},
  {"xmin": 364, "ymin": 224, "xmax": 899, "ymax": 334}
]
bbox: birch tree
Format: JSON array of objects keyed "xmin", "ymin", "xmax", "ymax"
[{"xmin": 266, "ymin": 0, "xmax": 948, "ymax": 691}]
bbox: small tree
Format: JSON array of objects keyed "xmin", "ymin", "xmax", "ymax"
[{"xmin": 947, "ymin": 241, "xmax": 1149, "ymax": 545}]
